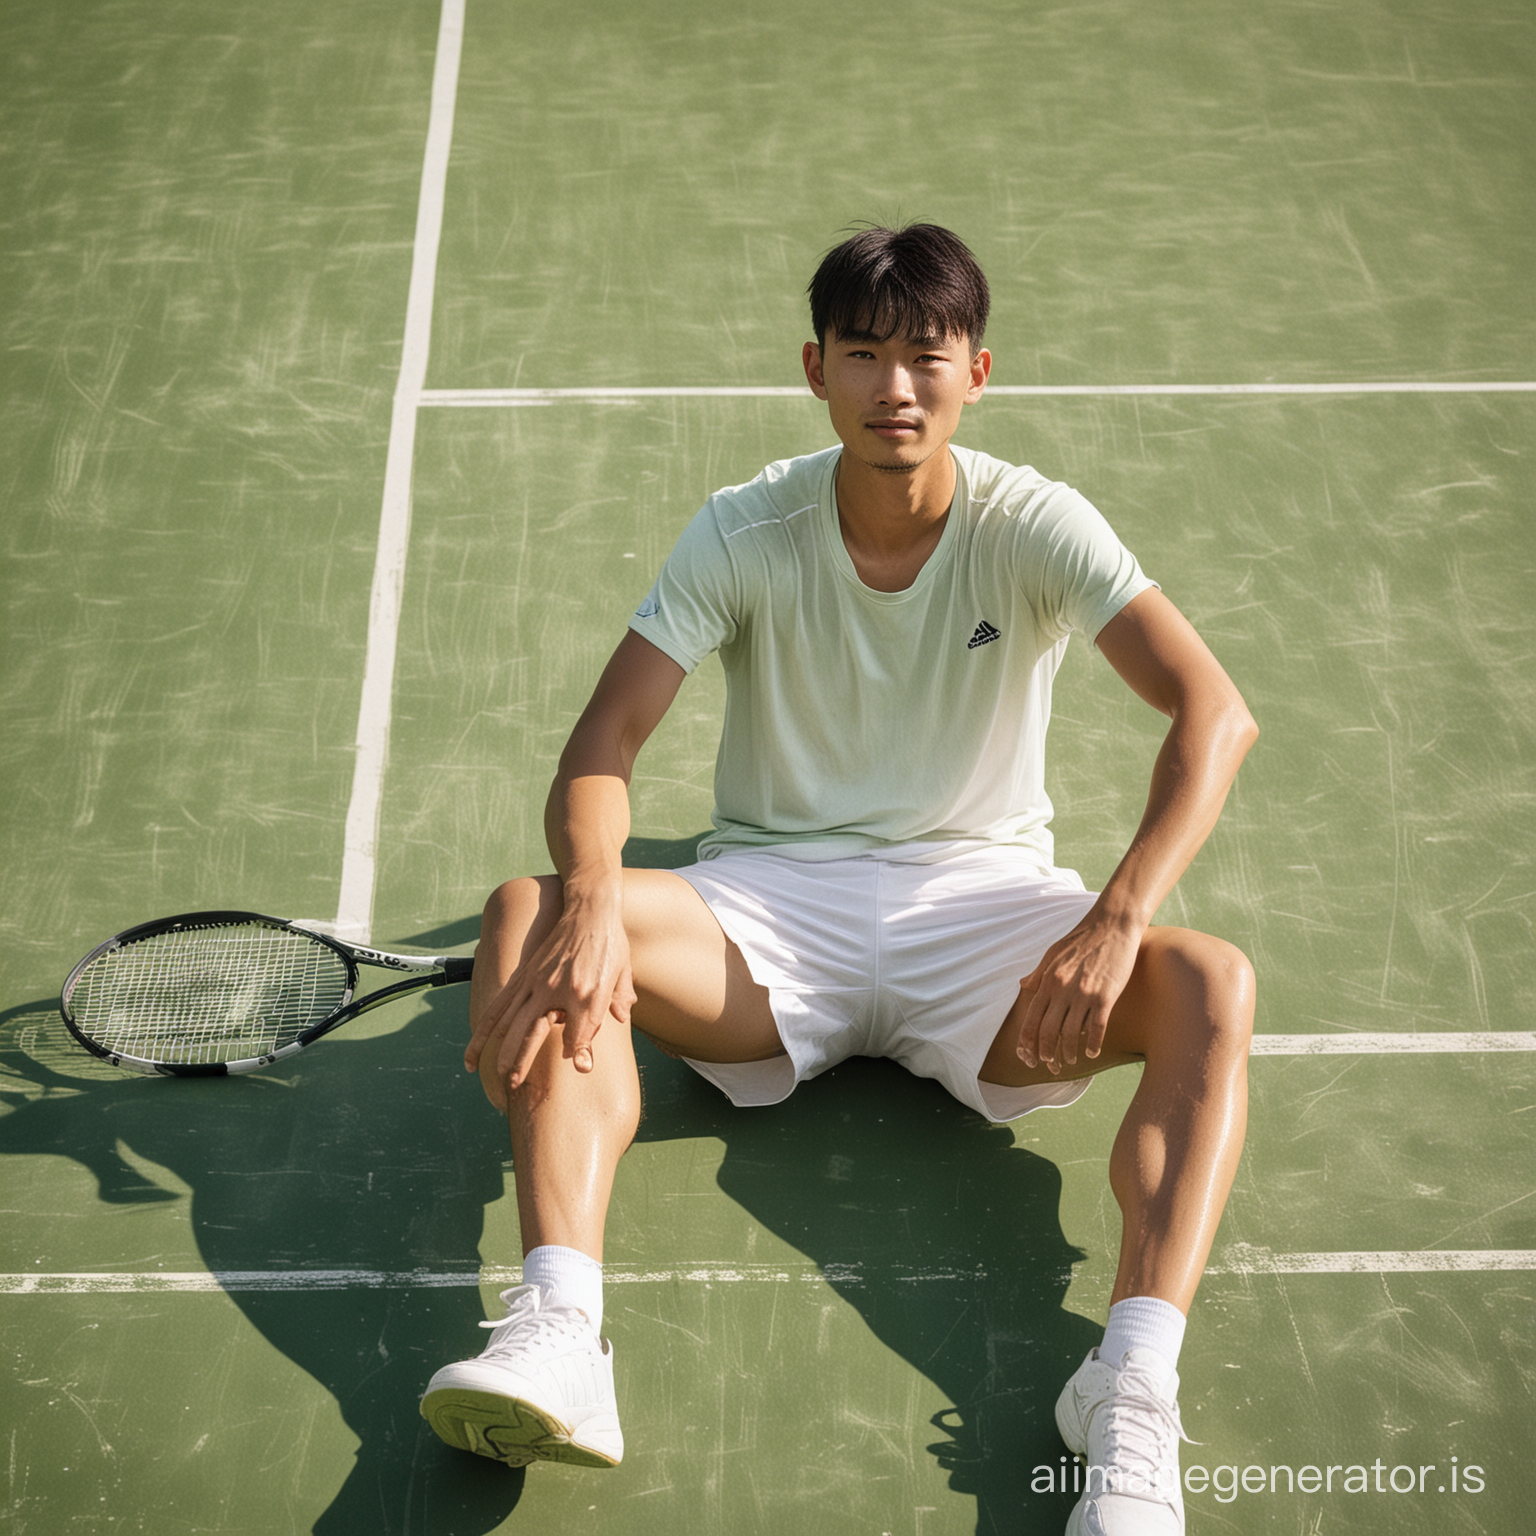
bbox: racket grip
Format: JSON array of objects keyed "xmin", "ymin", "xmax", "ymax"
[{"xmin": 439, "ymin": 956, "xmax": 475, "ymax": 985}]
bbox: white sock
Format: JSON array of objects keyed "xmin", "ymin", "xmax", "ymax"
[
  {"xmin": 1100, "ymin": 1296, "xmax": 1186, "ymax": 1374},
  {"xmin": 521, "ymin": 1245, "xmax": 605, "ymax": 1334}
]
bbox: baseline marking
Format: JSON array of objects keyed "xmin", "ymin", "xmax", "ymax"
[
  {"xmin": 6, "ymin": 1251, "xmax": 1534, "ymax": 1294},
  {"xmin": 419, "ymin": 381, "xmax": 1536, "ymax": 406},
  {"xmin": 1208, "ymin": 1247, "xmax": 1536, "ymax": 1276},
  {"xmin": 1251, "ymin": 1032, "xmax": 1536, "ymax": 1055},
  {"xmin": 333, "ymin": 0, "xmax": 465, "ymax": 944}
]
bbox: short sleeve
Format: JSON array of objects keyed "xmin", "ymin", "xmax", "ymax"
[
  {"xmin": 1015, "ymin": 482, "xmax": 1156, "ymax": 643},
  {"xmin": 627, "ymin": 501, "xmax": 740, "ymax": 674}
]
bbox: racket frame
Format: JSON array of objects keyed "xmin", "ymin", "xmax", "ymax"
[{"xmin": 60, "ymin": 910, "xmax": 473, "ymax": 1077}]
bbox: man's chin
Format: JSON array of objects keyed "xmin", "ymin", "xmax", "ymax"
[{"xmin": 850, "ymin": 442, "xmax": 939, "ymax": 476}]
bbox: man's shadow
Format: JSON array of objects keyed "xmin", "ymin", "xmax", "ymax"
[
  {"xmin": 3, "ymin": 845, "xmax": 1096, "ymax": 1533},
  {"xmin": 634, "ymin": 1049, "xmax": 1097, "ymax": 1533},
  {"xmin": 0, "ymin": 983, "xmax": 526, "ymax": 1536}
]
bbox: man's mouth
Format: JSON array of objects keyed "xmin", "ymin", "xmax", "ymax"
[{"xmin": 868, "ymin": 419, "xmax": 920, "ymax": 439}]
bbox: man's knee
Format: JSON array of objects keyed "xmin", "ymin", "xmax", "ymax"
[
  {"xmin": 472, "ymin": 876, "xmax": 566, "ymax": 1037},
  {"xmin": 1145, "ymin": 930, "xmax": 1255, "ymax": 1058},
  {"xmin": 481, "ymin": 874, "xmax": 562, "ymax": 938}
]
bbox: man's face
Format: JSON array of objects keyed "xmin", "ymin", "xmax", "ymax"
[{"xmin": 802, "ymin": 329, "xmax": 990, "ymax": 476}]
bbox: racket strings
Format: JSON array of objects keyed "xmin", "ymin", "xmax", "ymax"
[{"xmin": 68, "ymin": 925, "xmax": 350, "ymax": 1065}]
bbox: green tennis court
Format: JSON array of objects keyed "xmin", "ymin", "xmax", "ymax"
[{"xmin": 2, "ymin": 0, "xmax": 1532, "ymax": 1531}]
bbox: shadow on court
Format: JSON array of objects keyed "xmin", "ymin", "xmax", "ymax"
[
  {"xmin": 2, "ymin": 863, "xmax": 1097, "ymax": 1535},
  {"xmin": 635, "ymin": 1049, "xmax": 1097, "ymax": 1535},
  {"xmin": 0, "ymin": 990, "xmax": 527, "ymax": 1535}
]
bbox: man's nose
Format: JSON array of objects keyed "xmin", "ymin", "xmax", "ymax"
[{"xmin": 876, "ymin": 366, "xmax": 915, "ymax": 406}]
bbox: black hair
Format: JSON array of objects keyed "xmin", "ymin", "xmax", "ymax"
[{"xmin": 807, "ymin": 223, "xmax": 990, "ymax": 351}]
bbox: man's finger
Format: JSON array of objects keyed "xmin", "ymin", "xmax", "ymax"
[
  {"xmin": 465, "ymin": 1005, "xmax": 513, "ymax": 1073},
  {"xmin": 561, "ymin": 1002, "xmax": 610, "ymax": 1073},
  {"xmin": 1059, "ymin": 1003, "xmax": 1085, "ymax": 1066},
  {"xmin": 1016, "ymin": 978, "xmax": 1047, "ymax": 1067},
  {"xmin": 1029, "ymin": 988, "xmax": 1071, "ymax": 1073},
  {"xmin": 464, "ymin": 964, "xmax": 534, "ymax": 1071},
  {"xmin": 1080, "ymin": 1008, "xmax": 1102, "ymax": 1061},
  {"xmin": 1060, "ymin": 994, "xmax": 1100, "ymax": 1067},
  {"xmin": 610, "ymin": 963, "xmax": 637, "ymax": 1025},
  {"xmin": 1082, "ymin": 996, "xmax": 1116, "ymax": 1059},
  {"xmin": 463, "ymin": 994, "xmax": 507, "ymax": 1072},
  {"xmin": 503, "ymin": 1012, "xmax": 556, "ymax": 1090},
  {"xmin": 1035, "ymin": 997, "xmax": 1071, "ymax": 1075}
]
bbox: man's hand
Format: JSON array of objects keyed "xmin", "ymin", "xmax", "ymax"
[
  {"xmin": 1015, "ymin": 906, "xmax": 1143, "ymax": 1072},
  {"xmin": 464, "ymin": 893, "xmax": 638, "ymax": 1112}
]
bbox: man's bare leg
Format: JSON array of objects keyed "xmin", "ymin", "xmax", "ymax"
[
  {"xmin": 980, "ymin": 925, "xmax": 1254, "ymax": 1311},
  {"xmin": 1099, "ymin": 929, "xmax": 1253, "ymax": 1312},
  {"xmin": 421, "ymin": 870, "xmax": 783, "ymax": 1468},
  {"xmin": 472, "ymin": 869, "xmax": 784, "ymax": 1263},
  {"xmin": 981, "ymin": 925, "xmax": 1253, "ymax": 1531}
]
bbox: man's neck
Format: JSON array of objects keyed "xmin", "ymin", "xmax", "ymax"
[{"xmin": 834, "ymin": 445, "xmax": 957, "ymax": 593}]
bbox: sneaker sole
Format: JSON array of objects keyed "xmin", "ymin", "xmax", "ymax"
[{"xmin": 420, "ymin": 1386, "xmax": 621, "ymax": 1468}]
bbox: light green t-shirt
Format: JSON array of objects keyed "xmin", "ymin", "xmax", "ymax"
[{"xmin": 629, "ymin": 444, "xmax": 1154, "ymax": 866}]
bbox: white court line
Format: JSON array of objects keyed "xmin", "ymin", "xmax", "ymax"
[
  {"xmin": 1208, "ymin": 1247, "xmax": 1536, "ymax": 1275},
  {"xmin": 5, "ymin": 1251, "xmax": 1534, "ymax": 1294},
  {"xmin": 1252, "ymin": 1032, "xmax": 1536, "ymax": 1055},
  {"xmin": 332, "ymin": 0, "xmax": 465, "ymax": 944},
  {"xmin": 419, "ymin": 381, "xmax": 1536, "ymax": 405}
]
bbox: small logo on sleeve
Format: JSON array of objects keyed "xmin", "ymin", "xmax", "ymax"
[
  {"xmin": 634, "ymin": 596, "xmax": 660, "ymax": 619},
  {"xmin": 966, "ymin": 620, "xmax": 1001, "ymax": 649}
]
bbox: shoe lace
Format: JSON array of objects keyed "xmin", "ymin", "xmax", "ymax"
[
  {"xmin": 1090, "ymin": 1358, "xmax": 1192, "ymax": 1500},
  {"xmin": 476, "ymin": 1285, "xmax": 595, "ymax": 1363}
]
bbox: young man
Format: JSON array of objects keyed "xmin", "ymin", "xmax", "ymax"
[{"xmin": 421, "ymin": 224, "xmax": 1258, "ymax": 1535}]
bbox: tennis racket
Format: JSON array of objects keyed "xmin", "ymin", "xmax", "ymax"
[{"xmin": 60, "ymin": 911, "xmax": 474, "ymax": 1077}]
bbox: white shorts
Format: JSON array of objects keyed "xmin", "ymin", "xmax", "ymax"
[{"xmin": 672, "ymin": 845, "xmax": 1100, "ymax": 1123}]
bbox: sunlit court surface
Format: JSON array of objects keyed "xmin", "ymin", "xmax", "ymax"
[{"xmin": 2, "ymin": 0, "xmax": 1534, "ymax": 1531}]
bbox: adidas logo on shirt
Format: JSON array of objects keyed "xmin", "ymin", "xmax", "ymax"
[{"xmin": 967, "ymin": 620, "xmax": 1001, "ymax": 650}]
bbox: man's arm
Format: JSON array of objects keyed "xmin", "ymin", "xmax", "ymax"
[
  {"xmin": 464, "ymin": 629, "xmax": 688, "ymax": 1091},
  {"xmin": 1016, "ymin": 586, "xmax": 1259, "ymax": 1071}
]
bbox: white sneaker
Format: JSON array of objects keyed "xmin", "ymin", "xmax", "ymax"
[
  {"xmin": 420, "ymin": 1285, "xmax": 624, "ymax": 1468},
  {"xmin": 1054, "ymin": 1347, "xmax": 1188, "ymax": 1534}
]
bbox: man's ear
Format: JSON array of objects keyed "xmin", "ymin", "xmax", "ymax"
[
  {"xmin": 802, "ymin": 341, "xmax": 829, "ymax": 400},
  {"xmin": 966, "ymin": 348, "xmax": 992, "ymax": 403}
]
